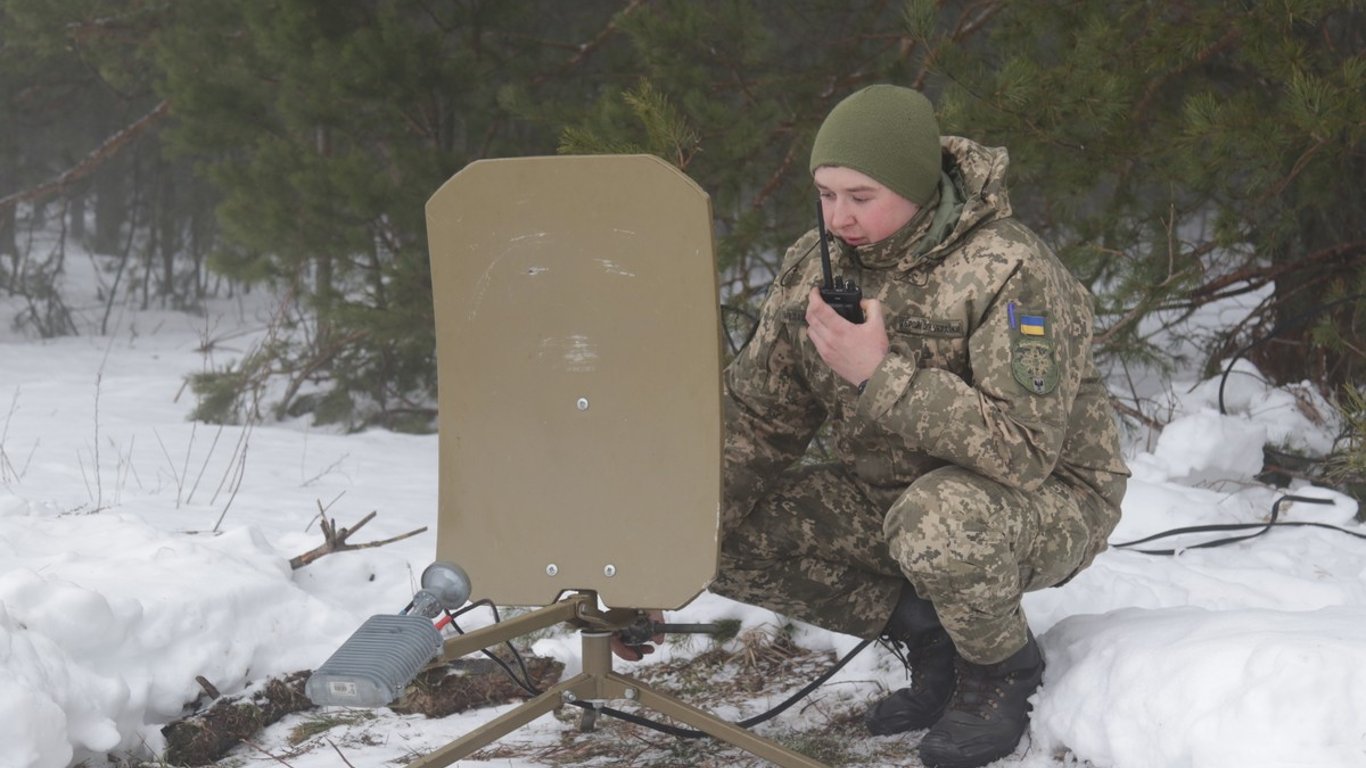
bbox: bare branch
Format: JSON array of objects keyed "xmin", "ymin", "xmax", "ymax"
[
  {"xmin": 1110, "ymin": 395, "xmax": 1167, "ymax": 431},
  {"xmin": 1185, "ymin": 240, "xmax": 1365, "ymax": 302},
  {"xmin": 529, "ymin": 0, "xmax": 646, "ymax": 87},
  {"xmin": 289, "ymin": 510, "xmax": 426, "ymax": 570},
  {"xmin": 328, "ymin": 739, "xmax": 360, "ymax": 768},
  {"xmin": 0, "ymin": 99, "xmax": 171, "ymax": 214},
  {"xmin": 195, "ymin": 676, "xmax": 222, "ymax": 700}
]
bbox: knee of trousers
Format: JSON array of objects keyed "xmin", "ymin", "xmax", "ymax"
[
  {"xmin": 718, "ymin": 510, "xmax": 795, "ymax": 563},
  {"xmin": 881, "ymin": 466, "xmax": 1022, "ymax": 594}
]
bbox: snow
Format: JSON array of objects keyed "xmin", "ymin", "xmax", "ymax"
[
  {"xmin": 1, "ymin": 250, "xmax": 1364, "ymax": 768},
  {"xmin": 1036, "ymin": 606, "xmax": 1366, "ymax": 768}
]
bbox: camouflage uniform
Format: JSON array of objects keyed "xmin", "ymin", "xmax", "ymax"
[{"xmin": 713, "ymin": 137, "xmax": 1130, "ymax": 664}]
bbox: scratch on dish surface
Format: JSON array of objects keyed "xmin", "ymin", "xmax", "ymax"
[
  {"xmin": 468, "ymin": 232, "xmax": 548, "ymax": 319},
  {"xmin": 595, "ymin": 258, "xmax": 637, "ymax": 278},
  {"xmin": 538, "ymin": 334, "xmax": 598, "ymax": 373}
]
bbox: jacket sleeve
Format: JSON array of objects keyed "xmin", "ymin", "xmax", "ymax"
[
  {"xmin": 853, "ymin": 261, "xmax": 1088, "ymax": 492},
  {"xmin": 721, "ymin": 260, "xmax": 825, "ymax": 531}
]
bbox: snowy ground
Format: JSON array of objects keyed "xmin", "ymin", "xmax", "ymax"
[{"xmin": 1, "ymin": 251, "xmax": 1364, "ymax": 768}]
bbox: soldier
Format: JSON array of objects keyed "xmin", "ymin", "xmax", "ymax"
[{"xmin": 710, "ymin": 85, "xmax": 1131, "ymax": 768}]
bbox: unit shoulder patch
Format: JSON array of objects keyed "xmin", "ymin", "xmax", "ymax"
[{"xmin": 1009, "ymin": 307, "xmax": 1058, "ymax": 395}]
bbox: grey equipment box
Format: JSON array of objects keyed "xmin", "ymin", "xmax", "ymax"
[{"xmin": 306, "ymin": 614, "xmax": 443, "ymax": 707}]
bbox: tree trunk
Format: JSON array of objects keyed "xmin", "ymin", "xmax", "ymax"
[
  {"xmin": 0, "ymin": 204, "xmax": 15, "ymax": 266},
  {"xmin": 159, "ymin": 167, "xmax": 179, "ymax": 305},
  {"xmin": 92, "ymin": 160, "xmax": 128, "ymax": 256},
  {"xmin": 68, "ymin": 191, "xmax": 86, "ymax": 245}
]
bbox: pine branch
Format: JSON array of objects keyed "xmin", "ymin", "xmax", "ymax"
[
  {"xmin": 1185, "ymin": 240, "xmax": 1365, "ymax": 302},
  {"xmin": 529, "ymin": 0, "xmax": 647, "ymax": 87},
  {"xmin": 1131, "ymin": 24, "xmax": 1244, "ymax": 121},
  {"xmin": 750, "ymin": 133, "xmax": 801, "ymax": 211}
]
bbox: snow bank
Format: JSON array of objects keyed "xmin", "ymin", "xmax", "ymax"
[{"xmin": 1036, "ymin": 606, "xmax": 1366, "ymax": 768}]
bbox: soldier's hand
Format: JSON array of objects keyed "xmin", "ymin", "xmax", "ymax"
[
  {"xmin": 806, "ymin": 287, "xmax": 889, "ymax": 386},
  {"xmin": 610, "ymin": 610, "xmax": 665, "ymax": 661}
]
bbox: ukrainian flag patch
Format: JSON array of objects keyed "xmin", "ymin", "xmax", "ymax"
[
  {"xmin": 1019, "ymin": 315, "xmax": 1046, "ymax": 336},
  {"xmin": 1010, "ymin": 307, "xmax": 1058, "ymax": 395}
]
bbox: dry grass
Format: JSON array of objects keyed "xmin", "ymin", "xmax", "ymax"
[
  {"xmin": 154, "ymin": 624, "xmax": 922, "ymax": 767},
  {"xmin": 484, "ymin": 624, "xmax": 916, "ymax": 768}
]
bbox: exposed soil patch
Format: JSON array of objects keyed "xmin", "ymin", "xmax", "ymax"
[
  {"xmin": 162, "ymin": 672, "xmax": 313, "ymax": 766},
  {"xmin": 394, "ymin": 652, "xmax": 564, "ymax": 718},
  {"xmin": 159, "ymin": 652, "xmax": 563, "ymax": 766}
]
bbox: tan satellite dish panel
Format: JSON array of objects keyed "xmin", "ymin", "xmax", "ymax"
[{"xmin": 426, "ymin": 155, "xmax": 722, "ymax": 610}]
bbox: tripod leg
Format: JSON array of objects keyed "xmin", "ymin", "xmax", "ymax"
[
  {"xmin": 412, "ymin": 621, "xmax": 832, "ymax": 768},
  {"xmin": 612, "ymin": 672, "xmax": 829, "ymax": 768},
  {"xmin": 408, "ymin": 674, "xmax": 587, "ymax": 768}
]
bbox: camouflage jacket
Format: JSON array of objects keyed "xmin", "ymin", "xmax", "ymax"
[{"xmin": 723, "ymin": 136, "xmax": 1130, "ymax": 528}]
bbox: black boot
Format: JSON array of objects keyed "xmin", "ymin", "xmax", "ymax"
[
  {"xmin": 865, "ymin": 584, "xmax": 957, "ymax": 735},
  {"xmin": 865, "ymin": 626, "xmax": 957, "ymax": 734},
  {"xmin": 918, "ymin": 632, "xmax": 1045, "ymax": 768}
]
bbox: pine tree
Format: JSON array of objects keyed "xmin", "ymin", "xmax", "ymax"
[
  {"xmin": 1, "ymin": 0, "xmax": 218, "ymax": 325},
  {"xmin": 157, "ymin": 0, "xmax": 634, "ymax": 429},
  {"xmin": 920, "ymin": 0, "xmax": 1364, "ymax": 396},
  {"xmin": 8, "ymin": 0, "xmax": 1357, "ymax": 443}
]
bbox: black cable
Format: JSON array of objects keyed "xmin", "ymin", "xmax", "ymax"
[
  {"xmin": 1131, "ymin": 297, "xmax": 1366, "ymax": 554},
  {"xmin": 1110, "ymin": 494, "xmax": 1365, "ymax": 555},
  {"xmin": 576, "ymin": 636, "xmax": 875, "ymax": 740},
  {"xmin": 446, "ymin": 600, "xmax": 541, "ymax": 696}
]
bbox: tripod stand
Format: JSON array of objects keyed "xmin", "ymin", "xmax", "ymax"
[{"xmin": 410, "ymin": 592, "xmax": 826, "ymax": 768}]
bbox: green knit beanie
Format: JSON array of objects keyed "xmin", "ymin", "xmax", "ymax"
[{"xmin": 809, "ymin": 85, "xmax": 941, "ymax": 206}]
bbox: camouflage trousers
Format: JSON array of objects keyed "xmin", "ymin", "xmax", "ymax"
[{"xmin": 710, "ymin": 463, "xmax": 1110, "ymax": 664}]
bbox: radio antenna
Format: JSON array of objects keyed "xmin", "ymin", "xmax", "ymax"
[
  {"xmin": 816, "ymin": 197, "xmax": 835, "ymax": 289},
  {"xmin": 813, "ymin": 195, "xmax": 863, "ymax": 324}
]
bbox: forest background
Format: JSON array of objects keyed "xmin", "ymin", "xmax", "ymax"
[{"xmin": 1, "ymin": 0, "xmax": 1362, "ymax": 493}]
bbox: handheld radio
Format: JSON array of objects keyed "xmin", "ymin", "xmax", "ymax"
[{"xmin": 815, "ymin": 197, "xmax": 864, "ymax": 324}]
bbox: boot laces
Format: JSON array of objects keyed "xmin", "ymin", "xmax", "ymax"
[
  {"xmin": 878, "ymin": 636, "xmax": 913, "ymax": 679},
  {"xmin": 878, "ymin": 633, "xmax": 944, "ymax": 692},
  {"xmin": 948, "ymin": 658, "xmax": 1012, "ymax": 717}
]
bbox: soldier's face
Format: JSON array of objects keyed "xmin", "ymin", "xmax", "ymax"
[{"xmin": 814, "ymin": 166, "xmax": 920, "ymax": 247}]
